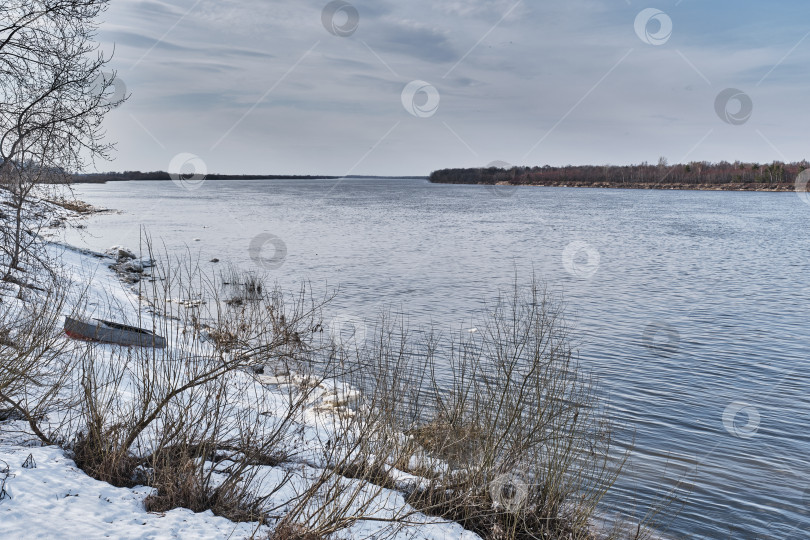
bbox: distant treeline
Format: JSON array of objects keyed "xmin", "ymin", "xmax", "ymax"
[
  {"xmin": 430, "ymin": 160, "xmax": 809, "ymax": 189},
  {"xmin": 71, "ymin": 171, "xmax": 341, "ymax": 183}
]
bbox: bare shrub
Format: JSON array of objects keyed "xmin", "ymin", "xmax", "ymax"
[
  {"xmin": 258, "ymin": 317, "xmax": 420, "ymax": 537},
  {"xmin": 65, "ymin": 240, "xmax": 333, "ymax": 522},
  {"xmin": 277, "ymin": 279, "xmax": 647, "ymax": 539},
  {"xmin": 397, "ymin": 279, "xmax": 627, "ymax": 539},
  {"xmin": 0, "ymin": 272, "xmax": 85, "ymax": 444}
]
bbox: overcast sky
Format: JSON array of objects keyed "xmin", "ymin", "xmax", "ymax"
[{"xmin": 96, "ymin": 0, "xmax": 810, "ymax": 176}]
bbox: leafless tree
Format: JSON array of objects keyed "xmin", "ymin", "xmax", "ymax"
[{"xmin": 0, "ymin": 0, "xmax": 124, "ymax": 273}]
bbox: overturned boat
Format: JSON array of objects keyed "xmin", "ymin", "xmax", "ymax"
[{"xmin": 64, "ymin": 317, "xmax": 167, "ymax": 348}]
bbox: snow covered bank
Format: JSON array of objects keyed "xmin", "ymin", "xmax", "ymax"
[
  {"xmin": 0, "ymin": 445, "xmax": 263, "ymax": 539},
  {"xmin": 0, "ymin": 199, "xmax": 480, "ymax": 539}
]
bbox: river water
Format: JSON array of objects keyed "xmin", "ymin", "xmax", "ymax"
[{"xmin": 64, "ymin": 178, "xmax": 810, "ymax": 539}]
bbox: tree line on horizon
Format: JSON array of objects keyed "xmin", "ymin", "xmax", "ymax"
[
  {"xmin": 430, "ymin": 159, "xmax": 809, "ymax": 187},
  {"xmin": 71, "ymin": 171, "xmax": 340, "ymax": 183}
]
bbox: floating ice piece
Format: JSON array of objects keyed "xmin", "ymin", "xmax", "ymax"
[{"xmin": 105, "ymin": 246, "xmax": 136, "ymax": 261}]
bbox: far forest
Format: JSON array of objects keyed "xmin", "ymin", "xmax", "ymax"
[{"xmin": 429, "ymin": 160, "xmax": 808, "ymax": 190}]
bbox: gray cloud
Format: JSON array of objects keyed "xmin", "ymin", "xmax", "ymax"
[
  {"xmin": 105, "ymin": 29, "xmax": 189, "ymax": 51},
  {"xmin": 364, "ymin": 21, "xmax": 457, "ymax": 63},
  {"xmin": 152, "ymin": 92, "xmax": 235, "ymax": 110},
  {"xmin": 131, "ymin": 0, "xmax": 183, "ymax": 19},
  {"xmin": 158, "ymin": 61, "xmax": 241, "ymax": 74}
]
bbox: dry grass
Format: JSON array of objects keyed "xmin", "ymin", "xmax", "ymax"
[
  {"xmin": 44, "ymin": 197, "xmax": 97, "ymax": 214},
  {"xmin": 407, "ymin": 416, "xmax": 487, "ymax": 467},
  {"xmin": 0, "ymin": 327, "xmax": 14, "ymax": 347},
  {"xmin": 70, "ymin": 429, "xmax": 141, "ymax": 487},
  {"xmin": 269, "ymin": 522, "xmax": 323, "ymax": 540},
  {"xmin": 143, "ymin": 446, "xmax": 265, "ymax": 523},
  {"xmin": 205, "ymin": 327, "xmax": 238, "ymax": 350}
]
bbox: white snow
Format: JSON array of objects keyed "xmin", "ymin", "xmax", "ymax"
[{"xmin": 0, "ymin": 446, "xmax": 263, "ymax": 539}]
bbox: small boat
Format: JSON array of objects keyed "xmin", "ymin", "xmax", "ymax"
[{"xmin": 64, "ymin": 317, "xmax": 167, "ymax": 348}]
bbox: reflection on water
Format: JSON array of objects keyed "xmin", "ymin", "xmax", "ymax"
[{"xmin": 65, "ymin": 178, "xmax": 810, "ymax": 538}]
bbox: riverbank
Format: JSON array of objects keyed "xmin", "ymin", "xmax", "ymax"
[
  {"xmin": 0, "ymin": 194, "xmax": 480, "ymax": 539},
  {"xmin": 455, "ymin": 180, "xmax": 794, "ymax": 191},
  {"xmin": 430, "ymin": 162, "xmax": 805, "ymax": 192}
]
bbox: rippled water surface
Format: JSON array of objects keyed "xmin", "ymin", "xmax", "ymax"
[{"xmin": 65, "ymin": 178, "xmax": 810, "ymax": 538}]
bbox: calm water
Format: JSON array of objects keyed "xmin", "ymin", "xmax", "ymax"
[{"xmin": 64, "ymin": 178, "xmax": 810, "ymax": 539}]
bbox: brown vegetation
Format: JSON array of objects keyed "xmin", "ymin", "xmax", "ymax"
[{"xmin": 430, "ymin": 160, "xmax": 807, "ymax": 191}]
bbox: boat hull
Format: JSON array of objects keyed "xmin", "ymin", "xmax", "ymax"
[{"xmin": 64, "ymin": 317, "xmax": 166, "ymax": 348}]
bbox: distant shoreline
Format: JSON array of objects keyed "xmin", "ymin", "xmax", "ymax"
[
  {"xmin": 429, "ymin": 163, "xmax": 805, "ymax": 192},
  {"xmin": 70, "ymin": 169, "xmax": 800, "ymax": 191},
  {"xmin": 71, "ymin": 174, "xmax": 428, "ymax": 184},
  {"xmin": 430, "ymin": 180, "xmax": 794, "ymax": 192}
]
